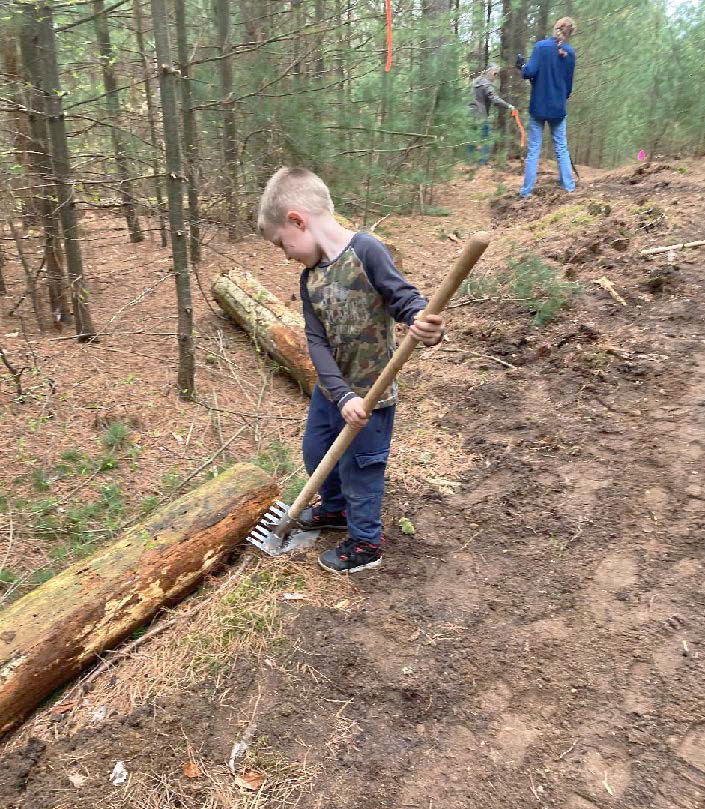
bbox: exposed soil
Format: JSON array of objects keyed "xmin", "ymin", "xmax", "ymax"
[{"xmin": 1, "ymin": 157, "xmax": 704, "ymax": 808}]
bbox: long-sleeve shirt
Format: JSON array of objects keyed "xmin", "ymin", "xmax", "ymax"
[
  {"xmin": 300, "ymin": 232, "xmax": 427, "ymax": 410},
  {"xmin": 521, "ymin": 38, "xmax": 575, "ymax": 121},
  {"xmin": 469, "ymin": 75, "xmax": 512, "ymax": 118}
]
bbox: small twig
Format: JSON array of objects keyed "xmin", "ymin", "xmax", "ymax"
[
  {"xmin": 76, "ymin": 613, "xmax": 180, "ymax": 693},
  {"xmin": 174, "ymin": 426, "xmax": 247, "ymax": 493},
  {"xmin": 211, "ymin": 390, "xmax": 225, "ymax": 445},
  {"xmin": 557, "ymin": 739, "xmax": 578, "ymax": 760},
  {"xmin": 193, "ymin": 397, "xmax": 303, "ymax": 422},
  {"xmin": 185, "ymin": 419, "xmax": 195, "ymax": 448},
  {"xmin": 465, "ymin": 351, "xmax": 516, "ymax": 369},
  {"xmin": 447, "ymin": 296, "xmax": 491, "ymax": 308},
  {"xmin": 7, "ymin": 220, "xmax": 46, "ymax": 331},
  {"xmin": 1, "ymin": 513, "xmax": 15, "ymax": 573},
  {"xmin": 228, "ymin": 687, "xmax": 262, "ymax": 773},
  {"xmin": 602, "ymin": 771, "xmax": 614, "ymax": 796},
  {"xmin": 593, "ymin": 276, "xmax": 627, "ymax": 306},
  {"xmin": 0, "ymin": 344, "xmax": 26, "ymax": 398},
  {"xmin": 55, "ymin": 467, "xmax": 104, "ymax": 507},
  {"xmin": 528, "ymin": 771, "xmax": 541, "ymax": 802},
  {"xmin": 369, "ymin": 213, "xmax": 391, "ymax": 232}
]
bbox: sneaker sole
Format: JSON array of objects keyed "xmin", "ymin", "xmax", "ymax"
[
  {"xmin": 312, "ymin": 524, "xmax": 348, "ymax": 531},
  {"xmin": 318, "ymin": 557, "xmax": 382, "ymax": 574}
]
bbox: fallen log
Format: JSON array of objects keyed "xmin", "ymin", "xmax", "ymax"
[
  {"xmin": 640, "ymin": 239, "xmax": 705, "ymax": 256},
  {"xmin": 0, "ymin": 463, "xmax": 277, "ymax": 736},
  {"xmin": 212, "ymin": 224, "xmax": 402, "ymax": 397},
  {"xmin": 212, "ymin": 270, "xmax": 317, "ymax": 395}
]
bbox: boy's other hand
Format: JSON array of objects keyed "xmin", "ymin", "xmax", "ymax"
[
  {"xmin": 410, "ymin": 312, "xmax": 444, "ymax": 346},
  {"xmin": 341, "ymin": 396, "xmax": 369, "ymax": 427}
]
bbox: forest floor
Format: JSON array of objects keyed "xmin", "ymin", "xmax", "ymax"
[{"xmin": 1, "ymin": 156, "xmax": 704, "ymax": 809}]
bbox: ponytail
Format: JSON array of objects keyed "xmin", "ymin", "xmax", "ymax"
[{"xmin": 553, "ymin": 16, "xmax": 576, "ymax": 57}]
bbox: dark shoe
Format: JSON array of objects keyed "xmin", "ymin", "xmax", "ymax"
[
  {"xmin": 318, "ymin": 537, "xmax": 382, "ymax": 574},
  {"xmin": 296, "ymin": 505, "xmax": 347, "ymax": 531}
]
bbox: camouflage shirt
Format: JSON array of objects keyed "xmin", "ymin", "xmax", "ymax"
[{"xmin": 300, "ymin": 233, "xmax": 426, "ymax": 411}]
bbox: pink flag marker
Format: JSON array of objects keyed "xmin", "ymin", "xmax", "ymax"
[{"xmin": 637, "ymin": 150, "xmax": 646, "ymax": 161}]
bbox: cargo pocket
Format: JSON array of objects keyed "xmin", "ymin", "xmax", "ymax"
[{"xmin": 354, "ymin": 449, "xmax": 390, "ymax": 469}]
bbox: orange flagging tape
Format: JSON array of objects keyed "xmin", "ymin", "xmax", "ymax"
[
  {"xmin": 511, "ymin": 108, "xmax": 525, "ymax": 148},
  {"xmin": 384, "ymin": 0, "xmax": 392, "ymax": 72}
]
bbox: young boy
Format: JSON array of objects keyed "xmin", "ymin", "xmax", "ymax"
[{"xmin": 257, "ymin": 167, "xmax": 444, "ymax": 573}]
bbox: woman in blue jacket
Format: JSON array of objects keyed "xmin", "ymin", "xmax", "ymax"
[{"xmin": 517, "ymin": 17, "xmax": 576, "ymax": 198}]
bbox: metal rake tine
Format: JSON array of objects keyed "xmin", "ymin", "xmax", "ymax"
[{"xmin": 250, "ymin": 527, "xmax": 274, "ymax": 541}]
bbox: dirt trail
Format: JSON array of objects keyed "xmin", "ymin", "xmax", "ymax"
[{"xmin": 1, "ymin": 159, "xmax": 704, "ymax": 808}]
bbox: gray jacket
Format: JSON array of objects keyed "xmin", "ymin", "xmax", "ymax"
[{"xmin": 470, "ymin": 75, "xmax": 512, "ymax": 117}]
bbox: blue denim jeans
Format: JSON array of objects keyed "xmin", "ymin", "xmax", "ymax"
[
  {"xmin": 302, "ymin": 386, "xmax": 395, "ymax": 546},
  {"xmin": 520, "ymin": 114, "xmax": 575, "ymax": 197},
  {"xmin": 467, "ymin": 119, "xmax": 491, "ymax": 165}
]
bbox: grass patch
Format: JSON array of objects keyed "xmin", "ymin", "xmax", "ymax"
[
  {"xmin": 460, "ymin": 252, "xmax": 581, "ymax": 326},
  {"xmin": 161, "ymin": 469, "xmax": 183, "ymax": 493},
  {"xmin": 251, "ymin": 440, "xmax": 307, "ymax": 503},
  {"xmin": 31, "ymin": 467, "xmax": 52, "ymax": 492},
  {"xmin": 0, "ymin": 568, "xmax": 18, "ymax": 586},
  {"xmin": 183, "ymin": 566, "xmax": 306, "ymax": 675},
  {"xmin": 140, "ymin": 494, "xmax": 160, "ymax": 515},
  {"xmin": 100, "ymin": 421, "xmax": 131, "ymax": 451}
]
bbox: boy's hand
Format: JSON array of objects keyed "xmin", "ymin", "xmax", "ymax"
[
  {"xmin": 410, "ymin": 312, "xmax": 444, "ymax": 346},
  {"xmin": 341, "ymin": 396, "xmax": 369, "ymax": 427}
]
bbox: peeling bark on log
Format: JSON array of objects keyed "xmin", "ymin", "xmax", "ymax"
[
  {"xmin": 0, "ymin": 463, "xmax": 277, "ymax": 736},
  {"xmin": 212, "ymin": 270, "xmax": 317, "ymax": 395}
]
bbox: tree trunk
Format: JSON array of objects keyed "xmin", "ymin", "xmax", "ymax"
[
  {"xmin": 132, "ymin": 0, "xmax": 168, "ymax": 248},
  {"xmin": 18, "ymin": 12, "xmax": 70, "ymax": 327},
  {"xmin": 0, "ymin": 25, "xmax": 34, "ymax": 224},
  {"xmin": 484, "ymin": 0, "xmax": 492, "ymax": 68},
  {"xmin": 175, "ymin": 0, "xmax": 202, "ymax": 265},
  {"xmin": 0, "ymin": 463, "xmax": 277, "ymax": 737},
  {"xmin": 215, "ymin": 0, "xmax": 239, "ymax": 240},
  {"xmin": 93, "ymin": 0, "xmax": 144, "ymax": 243},
  {"xmin": 0, "ymin": 230, "xmax": 6, "ymax": 295},
  {"xmin": 34, "ymin": 2, "xmax": 97, "ymax": 341},
  {"xmin": 314, "ymin": 0, "xmax": 324, "ymax": 77},
  {"xmin": 212, "ymin": 270, "xmax": 316, "ymax": 395},
  {"xmin": 8, "ymin": 219, "xmax": 46, "ymax": 332},
  {"xmin": 536, "ymin": 0, "xmax": 551, "ymax": 41},
  {"xmin": 499, "ymin": 0, "xmax": 527, "ymax": 158},
  {"xmin": 238, "ymin": 0, "xmax": 262, "ymax": 42},
  {"xmin": 151, "ymin": 0, "xmax": 196, "ymax": 399}
]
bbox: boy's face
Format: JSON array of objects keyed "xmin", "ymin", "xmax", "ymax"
[{"xmin": 267, "ymin": 212, "xmax": 321, "ymax": 268}]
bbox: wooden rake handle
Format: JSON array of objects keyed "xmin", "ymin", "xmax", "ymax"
[{"xmin": 288, "ymin": 231, "xmax": 491, "ymax": 521}]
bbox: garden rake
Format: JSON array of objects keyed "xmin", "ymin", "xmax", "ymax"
[{"xmin": 247, "ymin": 231, "xmax": 491, "ymax": 556}]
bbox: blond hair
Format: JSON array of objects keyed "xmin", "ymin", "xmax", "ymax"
[
  {"xmin": 257, "ymin": 166, "xmax": 333, "ymax": 232},
  {"xmin": 553, "ymin": 16, "xmax": 576, "ymax": 45}
]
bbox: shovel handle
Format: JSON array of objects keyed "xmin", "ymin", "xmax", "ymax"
[{"xmin": 287, "ymin": 231, "xmax": 491, "ymax": 521}]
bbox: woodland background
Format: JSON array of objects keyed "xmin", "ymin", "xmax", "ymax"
[{"xmin": 1, "ymin": 0, "xmax": 703, "ymax": 356}]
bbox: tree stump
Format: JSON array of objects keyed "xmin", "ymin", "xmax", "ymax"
[{"xmin": 0, "ymin": 463, "xmax": 277, "ymax": 736}]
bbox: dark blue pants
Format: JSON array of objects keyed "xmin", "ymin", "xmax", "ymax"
[{"xmin": 302, "ymin": 386, "xmax": 395, "ymax": 546}]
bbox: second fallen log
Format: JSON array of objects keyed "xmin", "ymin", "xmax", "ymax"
[{"xmin": 212, "ymin": 270, "xmax": 316, "ymax": 395}]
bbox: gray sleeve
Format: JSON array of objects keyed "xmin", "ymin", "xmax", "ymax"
[
  {"xmin": 485, "ymin": 81, "xmax": 512, "ymax": 110},
  {"xmin": 299, "ymin": 272, "xmax": 353, "ymax": 407},
  {"xmin": 353, "ymin": 234, "xmax": 426, "ymax": 326}
]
